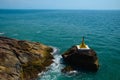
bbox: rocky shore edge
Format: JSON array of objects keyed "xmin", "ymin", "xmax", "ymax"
[{"xmin": 0, "ymin": 36, "xmax": 54, "ymax": 80}]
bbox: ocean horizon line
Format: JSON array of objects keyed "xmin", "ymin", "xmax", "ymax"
[{"xmin": 0, "ymin": 8, "xmax": 120, "ymax": 11}]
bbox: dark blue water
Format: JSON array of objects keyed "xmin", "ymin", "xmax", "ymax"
[{"xmin": 0, "ymin": 10, "xmax": 120, "ymax": 80}]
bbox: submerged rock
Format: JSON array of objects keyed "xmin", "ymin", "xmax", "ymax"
[
  {"xmin": 0, "ymin": 36, "xmax": 54, "ymax": 80},
  {"xmin": 62, "ymin": 46, "xmax": 99, "ymax": 73},
  {"xmin": 61, "ymin": 66, "xmax": 74, "ymax": 73}
]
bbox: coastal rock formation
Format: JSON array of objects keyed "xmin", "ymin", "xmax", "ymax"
[
  {"xmin": 0, "ymin": 36, "xmax": 54, "ymax": 80},
  {"xmin": 62, "ymin": 46, "xmax": 99, "ymax": 73}
]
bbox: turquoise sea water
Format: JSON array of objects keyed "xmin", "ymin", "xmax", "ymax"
[{"xmin": 0, "ymin": 10, "xmax": 120, "ymax": 80}]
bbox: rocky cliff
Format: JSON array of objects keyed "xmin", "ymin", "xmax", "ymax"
[
  {"xmin": 62, "ymin": 46, "xmax": 99, "ymax": 73},
  {"xmin": 0, "ymin": 36, "xmax": 54, "ymax": 80}
]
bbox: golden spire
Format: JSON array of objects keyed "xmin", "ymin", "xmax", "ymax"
[{"xmin": 80, "ymin": 37, "xmax": 87, "ymax": 48}]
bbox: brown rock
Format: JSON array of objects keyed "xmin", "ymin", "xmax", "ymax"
[
  {"xmin": 61, "ymin": 66, "xmax": 74, "ymax": 73},
  {"xmin": 62, "ymin": 46, "xmax": 99, "ymax": 72},
  {"xmin": 0, "ymin": 36, "xmax": 54, "ymax": 80}
]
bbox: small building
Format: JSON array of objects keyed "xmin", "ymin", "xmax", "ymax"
[{"xmin": 76, "ymin": 37, "xmax": 90, "ymax": 50}]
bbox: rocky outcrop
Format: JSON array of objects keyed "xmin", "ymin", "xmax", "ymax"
[
  {"xmin": 0, "ymin": 36, "xmax": 54, "ymax": 80},
  {"xmin": 62, "ymin": 46, "xmax": 99, "ymax": 73}
]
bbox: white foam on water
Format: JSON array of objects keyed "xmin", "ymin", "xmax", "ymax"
[
  {"xmin": 38, "ymin": 47, "xmax": 62, "ymax": 80},
  {"xmin": 50, "ymin": 46, "xmax": 60, "ymax": 55},
  {"xmin": 65, "ymin": 70, "xmax": 78, "ymax": 77},
  {"xmin": 69, "ymin": 70, "xmax": 78, "ymax": 74},
  {"xmin": 38, "ymin": 71, "xmax": 44, "ymax": 76},
  {"xmin": 0, "ymin": 32, "xmax": 4, "ymax": 35},
  {"xmin": 38, "ymin": 47, "xmax": 79, "ymax": 80}
]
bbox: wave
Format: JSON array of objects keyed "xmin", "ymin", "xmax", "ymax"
[
  {"xmin": 38, "ymin": 47, "xmax": 62, "ymax": 80},
  {"xmin": 37, "ymin": 46, "xmax": 80, "ymax": 80},
  {"xmin": 0, "ymin": 32, "xmax": 4, "ymax": 35}
]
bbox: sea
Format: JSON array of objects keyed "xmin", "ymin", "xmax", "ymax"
[{"xmin": 0, "ymin": 9, "xmax": 120, "ymax": 80}]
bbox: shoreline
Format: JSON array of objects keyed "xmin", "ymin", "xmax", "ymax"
[{"xmin": 0, "ymin": 36, "xmax": 54, "ymax": 80}]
